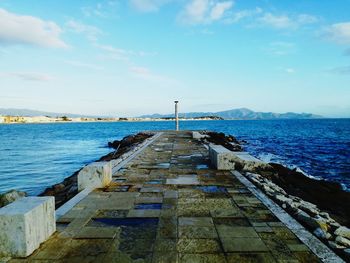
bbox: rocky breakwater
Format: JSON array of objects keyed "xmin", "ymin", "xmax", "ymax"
[
  {"xmin": 40, "ymin": 132, "xmax": 153, "ymax": 208},
  {"xmin": 200, "ymin": 131, "xmax": 350, "ymax": 261},
  {"xmin": 0, "ymin": 190, "xmax": 26, "ymax": 208}
]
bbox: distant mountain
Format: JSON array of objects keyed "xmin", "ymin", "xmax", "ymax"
[
  {"xmin": 0, "ymin": 108, "xmax": 94, "ymax": 118},
  {"xmin": 1, "ymin": 107, "xmax": 323, "ymax": 120},
  {"xmin": 140, "ymin": 108, "xmax": 323, "ymax": 120}
]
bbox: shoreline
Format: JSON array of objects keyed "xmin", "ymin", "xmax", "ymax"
[{"xmin": 1, "ymin": 117, "xmax": 344, "ymax": 125}]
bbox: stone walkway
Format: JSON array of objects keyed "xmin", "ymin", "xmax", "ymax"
[{"xmin": 10, "ymin": 131, "xmax": 321, "ymax": 262}]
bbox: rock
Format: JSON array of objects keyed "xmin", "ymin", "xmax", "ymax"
[
  {"xmin": 335, "ymin": 236, "xmax": 350, "ymax": 247},
  {"xmin": 0, "ymin": 190, "xmax": 26, "ymax": 208},
  {"xmin": 344, "ymin": 248, "xmax": 350, "ymax": 256},
  {"xmin": 205, "ymin": 132, "xmax": 242, "ymax": 151},
  {"xmin": 295, "ymin": 210, "xmax": 328, "ymax": 231},
  {"xmin": 313, "ymin": 228, "xmax": 331, "ymax": 240},
  {"xmin": 328, "ymin": 241, "xmax": 346, "ymax": 250},
  {"xmin": 335, "ymin": 226, "xmax": 350, "ymax": 239},
  {"xmin": 53, "ymin": 184, "xmax": 65, "ymax": 192},
  {"xmin": 275, "ymin": 194, "xmax": 293, "ymax": 205},
  {"xmin": 319, "ymin": 211, "xmax": 331, "ymax": 220},
  {"xmin": 299, "ymin": 204, "xmax": 320, "ymax": 217},
  {"xmin": 243, "ymin": 161, "xmax": 273, "ymax": 173}
]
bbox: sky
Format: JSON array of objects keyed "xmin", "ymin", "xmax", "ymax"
[{"xmin": 0, "ymin": 0, "xmax": 350, "ymax": 117}]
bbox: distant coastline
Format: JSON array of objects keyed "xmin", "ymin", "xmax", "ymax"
[{"xmin": 0, "ymin": 115, "xmax": 223, "ymax": 124}]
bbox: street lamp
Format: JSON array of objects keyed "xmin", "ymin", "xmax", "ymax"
[{"xmin": 174, "ymin": 101, "xmax": 179, "ymax": 131}]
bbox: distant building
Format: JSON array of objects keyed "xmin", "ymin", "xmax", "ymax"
[{"xmin": 0, "ymin": 116, "xmax": 4, "ymax": 123}]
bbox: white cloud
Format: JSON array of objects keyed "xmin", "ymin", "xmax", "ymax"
[
  {"xmin": 66, "ymin": 20, "xmax": 102, "ymax": 42},
  {"xmin": 178, "ymin": 0, "xmax": 234, "ymax": 25},
  {"xmin": 3, "ymin": 72, "xmax": 54, "ymax": 81},
  {"xmin": 0, "ymin": 8, "xmax": 67, "ymax": 48},
  {"xmin": 258, "ymin": 13, "xmax": 318, "ymax": 29},
  {"xmin": 324, "ymin": 22, "xmax": 350, "ymax": 44},
  {"xmin": 259, "ymin": 13, "xmax": 293, "ymax": 29},
  {"xmin": 96, "ymin": 44, "xmax": 156, "ymax": 61},
  {"xmin": 297, "ymin": 14, "xmax": 318, "ymax": 24},
  {"xmin": 82, "ymin": 4, "xmax": 105, "ymax": 17},
  {"xmin": 129, "ymin": 0, "xmax": 171, "ymax": 12},
  {"xmin": 225, "ymin": 7, "xmax": 262, "ymax": 24},
  {"xmin": 210, "ymin": 1, "xmax": 233, "ymax": 21},
  {"xmin": 64, "ymin": 60, "xmax": 103, "ymax": 70}
]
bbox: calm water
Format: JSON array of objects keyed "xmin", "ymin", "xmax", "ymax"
[{"xmin": 0, "ymin": 119, "xmax": 349, "ymax": 195}]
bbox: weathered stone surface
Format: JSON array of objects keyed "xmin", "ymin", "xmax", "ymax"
[
  {"xmin": 313, "ymin": 228, "xmax": 331, "ymax": 240},
  {"xmin": 0, "ymin": 190, "xmax": 26, "ymax": 208},
  {"xmin": 0, "ymin": 197, "xmax": 55, "ymax": 257},
  {"xmin": 78, "ymin": 161, "xmax": 112, "ymax": 191},
  {"xmin": 335, "ymin": 226, "xmax": 350, "ymax": 239},
  {"xmin": 221, "ymin": 237, "xmax": 269, "ymax": 252},
  {"xmin": 328, "ymin": 241, "xmax": 346, "ymax": 250},
  {"xmin": 177, "ymin": 239, "xmax": 221, "ymax": 253},
  {"xmin": 335, "ymin": 236, "xmax": 350, "ymax": 247}
]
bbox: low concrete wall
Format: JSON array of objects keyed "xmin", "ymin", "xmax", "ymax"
[
  {"xmin": 77, "ymin": 161, "xmax": 112, "ymax": 191},
  {"xmin": 0, "ymin": 197, "xmax": 55, "ymax": 257}
]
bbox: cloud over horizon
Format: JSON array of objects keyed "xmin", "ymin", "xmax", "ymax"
[
  {"xmin": 178, "ymin": 0, "xmax": 234, "ymax": 25},
  {"xmin": 129, "ymin": 0, "xmax": 172, "ymax": 12},
  {"xmin": 0, "ymin": 8, "xmax": 67, "ymax": 48},
  {"xmin": 324, "ymin": 22, "xmax": 350, "ymax": 44},
  {"xmin": 258, "ymin": 13, "xmax": 318, "ymax": 29}
]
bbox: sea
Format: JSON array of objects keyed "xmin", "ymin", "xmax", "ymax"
[{"xmin": 0, "ymin": 119, "xmax": 349, "ymax": 195}]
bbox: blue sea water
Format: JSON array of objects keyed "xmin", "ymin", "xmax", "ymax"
[{"xmin": 0, "ymin": 119, "xmax": 349, "ymax": 195}]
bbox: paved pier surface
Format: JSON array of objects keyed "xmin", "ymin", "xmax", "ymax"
[{"xmin": 10, "ymin": 131, "xmax": 321, "ymax": 262}]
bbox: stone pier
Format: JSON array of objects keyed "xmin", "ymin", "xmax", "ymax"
[{"xmin": 5, "ymin": 131, "xmax": 342, "ymax": 262}]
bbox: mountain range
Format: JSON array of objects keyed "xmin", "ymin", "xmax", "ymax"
[
  {"xmin": 140, "ymin": 108, "xmax": 322, "ymax": 120},
  {"xmin": 0, "ymin": 108, "xmax": 92, "ymax": 118},
  {"xmin": 0, "ymin": 107, "xmax": 322, "ymax": 120}
]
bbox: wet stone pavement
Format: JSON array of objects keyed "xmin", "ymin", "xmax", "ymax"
[{"xmin": 10, "ymin": 131, "xmax": 321, "ymax": 263}]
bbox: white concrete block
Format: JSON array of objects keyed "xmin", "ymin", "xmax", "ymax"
[
  {"xmin": 209, "ymin": 144, "xmax": 236, "ymax": 170},
  {"xmin": 78, "ymin": 161, "xmax": 112, "ymax": 191},
  {"xmin": 234, "ymin": 152, "xmax": 261, "ymax": 162},
  {"xmin": 192, "ymin": 131, "xmax": 209, "ymax": 140},
  {"xmin": 0, "ymin": 197, "xmax": 56, "ymax": 257},
  {"xmin": 209, "ymin": 144, "xmax": 263, "ymax": 170}
]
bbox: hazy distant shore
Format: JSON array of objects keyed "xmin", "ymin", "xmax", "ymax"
[{"xmin": 0, "ymin": 115, "xmax": 223, "ymax": 124}]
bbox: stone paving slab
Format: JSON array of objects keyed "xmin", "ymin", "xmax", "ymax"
[{"xmin": 9, "ymin": 131, "xmax": 322, "ymax": 263}]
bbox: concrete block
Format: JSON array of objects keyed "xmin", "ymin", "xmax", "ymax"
[
  {"xmin": 78, "ymin": 161, "xmax": 112, "ymax": 191},
  {"xmin": 233, "ymin": 152, "xmax": 261, "ymax": 162},
  {"xmin": 192, "ymin": 131, "xmax": 209, "ymax": 140},
  {"xmin": 209, "ymin": 144, "xmax": 263, "ymax": 171},
  {"xmin": 209, "ymin": 144, "xmax": 236, "ymax": 170},
  {"xmin": 0, "ymin": 197, "xmax": 56, "ymax": 257}
]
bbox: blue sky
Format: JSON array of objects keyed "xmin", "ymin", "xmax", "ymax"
[{"xmin": 0, "ymin": 0, "xmax": 349, "ymax": 117}]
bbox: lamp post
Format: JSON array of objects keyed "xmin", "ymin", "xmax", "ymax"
[{"xmin": 174, "ymin": 101, "xmax": 179, "ymax": 131}]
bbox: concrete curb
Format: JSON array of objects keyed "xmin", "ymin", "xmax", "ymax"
[
  {"xmin": 56, "ymin": 132, "xmax": 163, "ymax": 220},
  {"xmin": 232, "ymin": 170, "xmax": 344, "ymax": 263}
]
